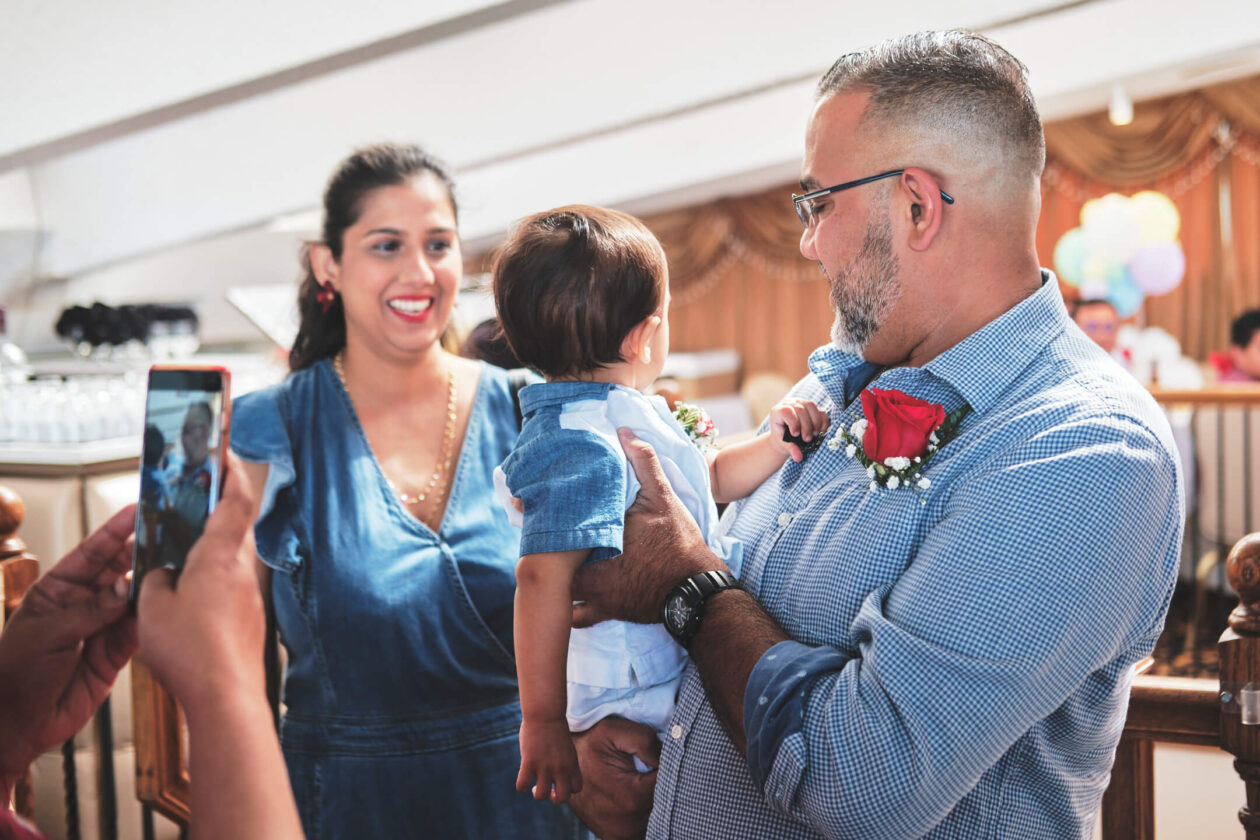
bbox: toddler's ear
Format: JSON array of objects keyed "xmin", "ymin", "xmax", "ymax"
[{"xmin": 622, "ymin": 315, "xmax": 662, "ymax": 365}]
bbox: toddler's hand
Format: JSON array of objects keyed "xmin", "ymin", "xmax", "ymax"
[
  {"xmin": 769, "ymin": 398, "xmax": 830, "ymax": 463},
  {"xmin": 518, "ymin": 716, "xmax": 584, "ymax": 804}
]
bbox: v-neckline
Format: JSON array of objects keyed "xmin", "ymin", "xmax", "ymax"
[{"xmin": 325, "ymin": 358, "xmax": 486, "ymax": 538}]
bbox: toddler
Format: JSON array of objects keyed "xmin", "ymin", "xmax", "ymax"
[{"xmin": 492, "ymin": 205, "xmax": 828, "ymax": 803}]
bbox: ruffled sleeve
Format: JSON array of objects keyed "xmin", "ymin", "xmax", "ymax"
[{"xmin": 230, "ymin": 387, "xmax": 303, "ymax": 573}]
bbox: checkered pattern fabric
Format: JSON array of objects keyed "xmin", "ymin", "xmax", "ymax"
[{"xmin": 647, "ymin": 273, "xmax": 1183, "ymax": 839}]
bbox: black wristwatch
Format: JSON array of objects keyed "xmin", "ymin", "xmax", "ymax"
[{"xmin": 662, "ymin": 570, "xmax": 743, "ymax": 648}]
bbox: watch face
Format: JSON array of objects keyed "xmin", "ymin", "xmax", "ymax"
[{"xmin": 664, "ymin": 592, "xmax": 691, "ymax": 634}]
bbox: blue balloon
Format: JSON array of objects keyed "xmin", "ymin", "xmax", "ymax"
[{"xmin": 1108, "ymin": 270, "xmax": 1145, "ymax": 318}]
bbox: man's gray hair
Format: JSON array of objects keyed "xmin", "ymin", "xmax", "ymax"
[{"xmin": 817, "ymin": 30, "xmax": 1045, "ymax": 180}]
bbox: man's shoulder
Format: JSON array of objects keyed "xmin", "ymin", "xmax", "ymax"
[{"xmin": 981, "ymin": 334, "xmax": 1178, "ymax": 473}]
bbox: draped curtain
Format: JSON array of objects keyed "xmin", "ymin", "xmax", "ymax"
[
  {"xmin": 1037, "ymin": 74, "xmax": 1260, "ymax": 360},
  {"xmin": 645, "ymin": 186, "xmax": 831, "ymax": 381},
  {"xmin": 470, "ymin": 74, "xmax": 1260, "ymax": 380}
]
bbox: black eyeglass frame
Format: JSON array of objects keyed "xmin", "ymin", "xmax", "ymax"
[{"xmin": 792, "ymin": 169, "xmax": 955, "ymax": 228}]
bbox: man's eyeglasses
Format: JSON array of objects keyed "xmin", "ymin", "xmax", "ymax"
[{"xmin": 792, "ymin": 169, "xmax": 955, "ymax": 229}]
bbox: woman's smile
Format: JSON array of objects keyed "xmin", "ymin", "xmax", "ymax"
[{"xmin": 386, "ymin": 294, "xmax": 436, "ymax": 322}]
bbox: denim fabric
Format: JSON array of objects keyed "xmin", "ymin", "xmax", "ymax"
[
  {"xmin": 497, "ymin": 382, "xmax": 742, "ymax": 734},
  {"xmin": 647, "ymin": 274, "xmax": 1183, "ymax": 839},
  {"xmin": 232, "ymin": 361, "xmax": 582, "ymax": 840}
]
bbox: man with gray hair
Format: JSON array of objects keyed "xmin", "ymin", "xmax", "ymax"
[{"xmin": 566, "ymin": 30, "xmax": 1182, "ymax": 839}]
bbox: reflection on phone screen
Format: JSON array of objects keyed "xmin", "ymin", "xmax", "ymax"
[{"xmin": 134, "ymin": 371, "xmax": 225, "ymax": 593}]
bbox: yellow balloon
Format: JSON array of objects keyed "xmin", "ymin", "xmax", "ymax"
[
  {"xmin": 1130, "ymin": 191, "xmax": 1180, "ymax": 243},
  {"xmin": 1080, "ymin": 197, "xmax": 1103, "ymax": 228}
]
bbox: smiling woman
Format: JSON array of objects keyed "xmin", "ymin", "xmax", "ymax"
[{"xmin": 226, "ymin": 143, "xmax": 583, "ymax": 839}]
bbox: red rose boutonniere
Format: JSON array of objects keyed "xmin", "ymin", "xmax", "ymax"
[
  {"xmin": 193, "ymin": 468, "xmax": 212, "ymax": 492},
  {"xmin": 827, "ymin": 387, "xmax": 970, "ymax": 496}
]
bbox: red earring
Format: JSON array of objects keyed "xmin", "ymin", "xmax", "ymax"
[{"xmin": 316, "ymin": 282, "xmax": 337, "ymax": 314}]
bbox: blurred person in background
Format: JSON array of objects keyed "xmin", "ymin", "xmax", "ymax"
[
  {"xmin": 1209, "ymin": 308, "xmax": 1260, "ymax": 383},
  {"xmin": 1070, "ymin": 297, "xmax": 1131, "ymax": 368}
]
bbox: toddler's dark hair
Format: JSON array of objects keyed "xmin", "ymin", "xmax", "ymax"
[{"xmin": 492, "ymin": 205, "xmax": 667, "ymax": 379}]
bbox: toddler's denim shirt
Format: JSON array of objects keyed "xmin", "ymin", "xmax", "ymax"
[{"xmin": 495, "ymin": 381, "xmax": 742, "ymax": 732}]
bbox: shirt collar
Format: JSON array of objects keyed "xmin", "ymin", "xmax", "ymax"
[
  {"xmin": 809, "ymin": 270, "xmax": 1068, "ymax": 415},
  {"xmin": 518, "ymin": 380, "xmax": 616, "ymax": 415},
  {"xmin": 922, "ymin": 270, "xmax": 1067, "ymax": 414}
]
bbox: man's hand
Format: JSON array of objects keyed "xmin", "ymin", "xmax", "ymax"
[
  {"xmin": 571, "ymin": 428, "xmax": 726, "ymax": 627},
  {"xmin": 568, "ymin": 717, "xmax": 660, "ymax": 840},
  {"xmin": 137, "ymin": 452, "xmax": 265, "ymax": 723},
  {"xmin": 0, "ymin": 504, "xmax": 138, "ymax": 788}
]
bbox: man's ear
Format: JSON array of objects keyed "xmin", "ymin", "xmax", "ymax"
[
  {"xmin": 621, "ymin": 315, "xmax": 662, "ymax": 365},
  {"xmin": 1230, "ymin": 345, "xmax": 1247, "ymax": 369},
  {"xmin": 309, "ymin": 243, "xmax": 340, "ymax": 289},
  {"xmin": 899, "ymin": 168, "xmax": 947, "ymax": 252}
]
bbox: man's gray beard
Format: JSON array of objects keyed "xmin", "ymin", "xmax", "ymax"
[{"xmin": 828, "ymin": 213, "xmax": 900, "ymax": 356}]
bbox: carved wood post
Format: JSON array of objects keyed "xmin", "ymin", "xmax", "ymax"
[
  {"xmin": 0, "ymin": 485, "xmax": 40, "ymax": 820},
  {"xmin": 1221, "ymin": 533, "xmax": 1260, "ymax": 838}
]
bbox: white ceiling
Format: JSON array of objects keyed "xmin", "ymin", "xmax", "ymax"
[{"xmin": 3, "ymin": 0, "xmax": 1259, "ymax": 350}]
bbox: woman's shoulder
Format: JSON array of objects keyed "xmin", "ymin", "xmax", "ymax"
[
  {"xmin": 232, "ymin": 361, "xmax": 328, "ymax": 460},
  {"xmin": 472, "ymin": 361, "xmax": 537, "ymax": 424}
]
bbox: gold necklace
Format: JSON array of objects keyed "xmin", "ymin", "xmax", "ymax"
[{"xmin": 333, "ymin": 352, "xmax": 458, "ymax": 526}]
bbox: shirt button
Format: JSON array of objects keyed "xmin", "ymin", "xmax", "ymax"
[
  {"xmin": 670, "ymin": 724, "xmax": 683, "ymax": 740},
  {"xmin": 777, "ymin": 512, "xmax": 791, "ymax": 528}
]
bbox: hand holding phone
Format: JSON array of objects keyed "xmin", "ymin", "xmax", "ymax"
[{"xmin": 132, "ymin": 365, "xmax": 231, "ymax": 603}]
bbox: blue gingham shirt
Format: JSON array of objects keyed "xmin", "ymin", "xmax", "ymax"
[{"xmin": 647, "ymin": 273, "xmax": 1183, "ymax": 840}]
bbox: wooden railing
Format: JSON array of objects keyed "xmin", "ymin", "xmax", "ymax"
[
  {"xmin": 1, "ymin": 485, "xmax": 41, "ymax": 820},
  {"xmin": 1103, "ymin": 387, "xmax": 1260, "ymax": 838}
]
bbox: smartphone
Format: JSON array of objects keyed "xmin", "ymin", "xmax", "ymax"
[{"xmin": 131, "ymin": 365, "xmax": 231, "ymax": 603}]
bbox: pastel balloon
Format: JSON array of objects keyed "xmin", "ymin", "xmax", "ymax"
[
  {"xmin": 1082, "ymin": 254, "xmax": 1111, "ymax": 287},
  {"xmin": 1080, "ymin": 192, "xmax": 1128, "ymax": 228},
  {"xmin": 1128, "ymin": 241, "xmax": 1186, "ymax": 296},
  {"xmin": 1079, "ymin": 278, "xmax": 1111, "ymax": 300},
  {"xmin": 1108, "ymin": 272, "xmax": 1145, "ymax": 318},
  {"xmin": 1130, "ymin": 191, "xmax": 1180, "ymax": 243},
  {"xmin": 1053, "ymin": 227, "xmax": 1088, "ymax": 286},
  {"xmin": 1083, "ymin": 194, "xmax": 1141, "ymax": 264},
  {"xmin": 1106, "ymin": 262, "xmax": 1133, "ymax": 290}
]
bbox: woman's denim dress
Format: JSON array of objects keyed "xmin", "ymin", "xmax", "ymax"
[{"xmin": 231, "ymin": 360, "xmax": 580, "ymax": 840}]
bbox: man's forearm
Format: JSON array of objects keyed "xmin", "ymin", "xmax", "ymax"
[{"xmin": 687, "ymin": 589, "xmax": 788, "ymax": 753}]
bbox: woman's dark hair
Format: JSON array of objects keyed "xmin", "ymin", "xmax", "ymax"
[
  {"xmin": 289, "ymin": 143, "xmax": 458, "ymax": 372},
  {"xmin": 458, "ymin": 318, "xmax": 523, "ymax": 370},
  {"xmin": 492, "ymin": 205, "xmax": 667, "ymax": 379}
]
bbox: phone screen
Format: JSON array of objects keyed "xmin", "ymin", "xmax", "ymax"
[{"xmin": 132, "ymin": 367, "xmax": 229, "ymax": 599}]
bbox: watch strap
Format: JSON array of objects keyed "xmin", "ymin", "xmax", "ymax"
[
  {"xmin": 670, "ymin": 569, "xmax": 743, "ymax": 647},
  {"xmin": 687, "ymin": 569, "xmax": 742, "ymax": 602}
]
